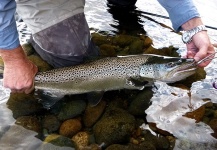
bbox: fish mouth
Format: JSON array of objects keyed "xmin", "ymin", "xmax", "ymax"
[
  {"xmin": 176, "ymin": 67, "xmax": 197, "ymax": 74},
  {"xmin": 176, "ymin": 61, "xmax": 197, "ymax": 73}
]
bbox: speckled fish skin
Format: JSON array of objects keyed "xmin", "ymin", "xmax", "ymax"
[{"xmin": 34, "ymin": 54, "xmax": 197, "ymax": 95}]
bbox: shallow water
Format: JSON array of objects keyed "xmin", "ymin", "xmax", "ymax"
[{"xmin": 1, "ymin": 0, "xmax": 217, "ymax": 149}]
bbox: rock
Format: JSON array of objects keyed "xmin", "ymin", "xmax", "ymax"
[
  {"xmin": 143, "ymin": 130, "xmax": 170, "ymax": 150},
  {"xmin": 43, "ymin": 134, "xmax": 76, "ymax": 148},
  {"xmin": 92, "ymin": 33, "xmax": 110, "ymax": 46},
  {"xmin": 83, "ymin": 100, "xmax": 107, "ymax": 127},
  {"xmin": 99, "ymin": 44, "xmax": 117, "ymax": 57},
  {"xmin": 112, "ymin": 35, "xmax": 135, "ymax": 47},
  {"xmin": 42, "ymin": 115, "xmax": 61, "ymax": 133},
  {"xmin": 28, "ymin": 55, "xmax": 53, "ymax": 72},
  {"xmin": 105, "ymin": 144, "xmax": 128, "ymax": 150},
  {"xmin": 148, "ymin": 123, "xmax": 171, "ymax": 136},
  {"xmin": 214, "ymin": 110, "xmax": 217, "ymax": 118},
  {"xmin": 7, "ymin": 93, "xmax": 44, "ymax": 119},
  {"xmin": 106, "ymin": 143, "xmax": 156, "ymax": 150},
  {"xmin": 128, "ymin": 88, "xmax": 153, "ymax": 116},
  {"xmin": 21, "ymin": 43, "xmax": 35, "ymax": 56},
  {"xmin": 179, "ymin": 67, "xmax": 206, "ymax": 88},
  {"xmin": 208, "ymin": 118, "xmax": 217, "ymax": 138},
  {"xmin": 129, "ymin": 40, "xmax": 144, "ymax": 54},
  {"xmin": 87, "ymin": 144, "xmax": 102, "ymax": 150},
  {"xmin": 184, "ymin": 105, "xmax": 206, "ymax": 123},
  {"xmin": 93, "ymin": 108, "xmax": 136, "ymax": 146},
  {"xmin": 59, "ymin": 119, "xmax": 82, "ymax": 138},
  {"xmin": 144, "ymin": 46, "xmax": 179, "ymax": 57},
  {"xmin": 0, "ymin": 57, "xmax": 4, "ymax": 74},
  {"xmin": 142, "ymin": 36, "xmax": 152, "ymax": 48},
  {"xmin": 15, "ymin": 116, "xmax": 41, "ymax": 133},
  {"xmin": 57, "ymin": 99, "xmax": 86, "ymax": 121},
  {"xmin": 72, "ymin": 131, "xmax": 90, "ymax": 149}
]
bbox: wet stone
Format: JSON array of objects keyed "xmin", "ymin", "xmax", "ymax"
[
  {"xmin": 0, "ymin": 57, "xmax": 4, "ymax": 75},
  {"xmin": 59, "ymin": 118, "xmax": 82, "ymax": 138},
  {"xmin": 93, "ymin": 108, "xmax": 136, "ymax": 147},
  {"xmin": 15, "ymin": 116, "xmax": 41, "ymax": 133},
  {"xmin": 57, "ymin": 99, "xmax": 86, "ymax": 121},
  {"xmin": 143, "ymin": 130, "xmax": 170, "ymax": 150},
  {"xmin": 43, "ymin": 134, "xmax": 76, "ymax": 148},
  {"xmin": 28, "ymin": 55, "xmax": 53, "ymax": 72},
  {"xmin": 128, "ymin": 88, "xmax": 153, "ymax": 116},
  {"xmin": 209, "ymin": 119, "xmax": 217, "ymax": 138},
  {"xmin": 83, "ymin": 100, "xmax": 107, "ymax": 127},
  {"xmin": 72, "ymin": 131, "xmax": 90, "ymax": 149},
  {"xmin": 42, "ymin": 115, "xmax": 61, "ymax": 133},
  {"xmin": 184, "ymin": 105, "xmax": 206, "ymax": 123},
  {"xmin": 128, "ymin": 40, "xmax": 144, "ymax": 54},
  {"xmin": 21, "ymin": 43, "xmax": 35, "ymax": 56},
  {"xmin": 7, "ymin": 93, "xmax": 44, "ymax": 119},
  {"xmin": 99, "ymin": 44, "xmax": 117, "ymax": 57},
  {"xmin": 105, "ymin": 142, "xmax": 156, "ymax": 150}
]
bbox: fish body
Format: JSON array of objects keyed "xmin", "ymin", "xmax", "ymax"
[{"xmin": 35, "ymin": 54, "xmax": 197, "ymax": 95}]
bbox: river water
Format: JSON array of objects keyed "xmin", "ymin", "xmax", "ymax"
[{"xmin": 1, "ymin": 0, "xmax": 217, "ymax": 149}]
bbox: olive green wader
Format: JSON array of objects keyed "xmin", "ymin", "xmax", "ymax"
[{"xmin": 16, "ymin": 0, "xmax": 98, "ymax": 68}]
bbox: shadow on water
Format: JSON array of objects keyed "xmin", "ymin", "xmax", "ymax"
[
  {"xmin": 106, "ymin": 4, "xmax": 146, "ymax": 35},
  {"xmin": 1, "ymin": 0, "xmax": 217, "ymax": 149}
]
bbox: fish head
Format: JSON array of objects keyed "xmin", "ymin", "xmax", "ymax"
[{"xmin": 140, "ymin": 55, "xmax": 197, "ymax": 83}]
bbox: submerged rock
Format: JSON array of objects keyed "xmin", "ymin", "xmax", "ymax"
[
  {"xmin": 42, "ymin": 115, "xmax": 61, "ymax": 133},
  {"xmin": 184, "ymin": 105, "xmax": 206, "ymax": 123},
  {"xmin": 28, "ymin": 55, "xmax": 53, "ymax": 72},
  {"xmin": 57, "ymin": 99, "xmax": 86, "ymax": 121},
  {"xmin": 72, "ymin": 131, "xmax": 90, "ymax": 149},
  {"xmin": 15, "ymin": 116, "xmax": 42, "ymax": 133},
  {"xmin": 83, "ymin": 100, "xmax": 107, "ymax": 128},
  {"xmin": 7, "ymin": 93, "xmax": 44, "ymax": 119},
  {"xmin": 59, "ymin": 118, "xmax": 82, "ymax": 138},
  {"xmin": 128, "ymin": 88, "xmax": 153, "ymax": 116},
  {"xmin": 93, "ymin": 108, "xmax": 136, "ymax": 147},
  {"xmin": 43, "ymin": 134, "xmax": 76, "ymax": 148},
  {"xmin": 21, "ymin": 43, "xmax": 35, "ymax": 56},
  {"xmin": 105, "ymin": 143, "xmax": 156, "ymax": 150}
]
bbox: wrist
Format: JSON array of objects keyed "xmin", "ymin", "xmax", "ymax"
[
  {"xmin": 181, "ymin": 17, "xmax": 203, "ymax": 31},
  {"xmin": 0, "ymin": 46, "xmax": 27, "ymax": 64}
]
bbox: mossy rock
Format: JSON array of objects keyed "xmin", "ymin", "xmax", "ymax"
[
  {"xmin": 93, "ymin": 108, "xmax": 136, "ymax": 146},
  {"xmin": 28, "ymin": 55, "xmax": 53, "ymax": 72}
]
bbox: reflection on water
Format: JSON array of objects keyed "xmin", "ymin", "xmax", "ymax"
[{"xmin": 0, "ymin": 0, "xmax": 217, "ymax": 149}]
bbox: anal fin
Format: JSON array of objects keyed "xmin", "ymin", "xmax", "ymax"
[
  {"xmin": 34, "ymin": 89, "xmax": 65, "ymax": 109},
  {"xmin": 87, "ymin": 91, "xmax": 104, "ymax": 107}
]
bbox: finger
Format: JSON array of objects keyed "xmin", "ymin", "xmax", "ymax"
[
  {"xmin": 194, "ymin": 47, "xmax": 207, "ymax": 62},
  {"xmin": 24, "ymin": 83, "xmax": 35, "ymax": 94}
]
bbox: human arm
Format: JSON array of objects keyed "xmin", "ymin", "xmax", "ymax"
[
  {"xmin": 0, "ymin": 0, "xmax": 37, "ymax": 94},
  {"xmin": 157, "ymin": 0, "xmax": 215, "ymax": 67}
]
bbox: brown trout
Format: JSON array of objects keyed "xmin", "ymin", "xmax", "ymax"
[{"xmin": 34, "ymin": 54, "xmax": 199, "ymax": 107}]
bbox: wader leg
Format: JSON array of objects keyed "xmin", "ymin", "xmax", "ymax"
[{"xmin": 30, "ymin": 13, "xmax": 99, "ymax": 68}]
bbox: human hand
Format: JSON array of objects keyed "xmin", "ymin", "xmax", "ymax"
[
  {"xmin": 186, "ymin": 31, "xmax": 215, "ymax": 67},
  {"xmin": 0, "ymin": 46, "xmax": 38, "ymax": 94},
  {"xmin": 181, "ymin": 18, "xmax": 215, "ymax": 67}
]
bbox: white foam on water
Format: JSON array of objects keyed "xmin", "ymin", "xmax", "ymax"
[{"xmin": 0, "ymin": 79, "xmax": 10, "ymax": 105}]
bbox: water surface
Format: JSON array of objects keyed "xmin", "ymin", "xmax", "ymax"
[{"xmin": 1, "ymin": 0, "xmax": 217, "ymax": 149}]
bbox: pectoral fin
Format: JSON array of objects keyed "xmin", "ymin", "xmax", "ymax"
[
  {"xmin": 126, "ymin": 78, "xmax": 149, "ymax": 90},
  {"xmin": 87, "ymin": 91, "xmax": 104, "ymax": 107},
  {"xmin": 34, "ymin": 89, "xmax": 65, "ymax": 109}
]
